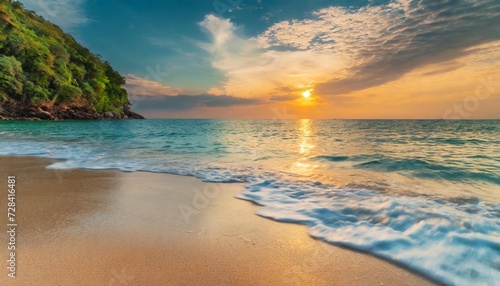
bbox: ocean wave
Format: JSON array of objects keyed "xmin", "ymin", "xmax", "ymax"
[
  {"xmin": 313, "ymin": 154, "xmax": 500, "ymax": 185},
  {"xmin": 238, "ymin": 179, "xmax": 500, "ymax": 286},
  {"xmin": 1, "ymin": 119, "xmax": 499, "ymax": 285},
  {"xmin": 409, "ymin": 137, "xmax": 492, "ymax": 145},
  {"xmin": 314, "ymin": 155, "xmax": 350, "ymax": 162}
]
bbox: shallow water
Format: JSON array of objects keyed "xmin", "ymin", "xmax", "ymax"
[{"xmin": 1, "ymin": 119, "xmax": 499, "ymax": 285}]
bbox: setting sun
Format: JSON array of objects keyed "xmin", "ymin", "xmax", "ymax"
[
  {"xmin": 302, "ymin": 90, "xmax": 311, "ymax": 98},
  {"xmin": 0, "ymin": 1, "xmax": 498, "ymax": 285}
]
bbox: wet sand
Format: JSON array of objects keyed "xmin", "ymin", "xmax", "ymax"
[{"xmin": 0, "ymin": 156, "xmax": 435, "ymax": 285}]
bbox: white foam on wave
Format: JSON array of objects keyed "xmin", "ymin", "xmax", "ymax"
[
  {"xmin": 238, "ymin": 179, "xmax": 500, "ymax": 286},
  {"xmin": 0, "ymin": 140, "xmax": 250, "ymax": 181},
  {"xmin": 1, "ymin": 140, "xmax": 499, "ymax": 285}
]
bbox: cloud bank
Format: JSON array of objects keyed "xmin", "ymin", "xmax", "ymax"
[
  {"xmin": 126, "ymin": 75, "xmax": 261, "ymax": 111},
  {"xmin": 202, "ymin": 0, "xmax": 500, "ymax": 97},
  {"xmin": 131, "ymin": 94, "xmax": 262, "ymax": 112},
  {"xmin": 198, "ymin": 15, "xmax": 342, "ymax": 99}
]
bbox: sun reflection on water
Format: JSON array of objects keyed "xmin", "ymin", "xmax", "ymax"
[
  {"xmin": 292, "ymin": 119, "xmax": 317, "ymax": 175},
  {"xmin": 299, "ymin": 119, "xmax": 314, "ymax": 155}
]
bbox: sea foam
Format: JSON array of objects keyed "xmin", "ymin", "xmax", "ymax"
[
  {"xmin": 239, "ymin": 179, "xmax": 500, "ymax": 286},
  {"xmin": 1, "ymin": 119, "xmax": 499, "ymax": 285}
]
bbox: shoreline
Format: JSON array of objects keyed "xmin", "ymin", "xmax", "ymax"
[
  {"xmin": 0, "ymin": 101, "xmax": 145, "ymax": 121},
  {"xmin": 0, "ymin": 156, "xmax": 435, "ymax": 285}
]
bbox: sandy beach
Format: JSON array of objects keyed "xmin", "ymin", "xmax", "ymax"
[{"xmin": 0, "ymin": 156, "xmax": 435, "ymax": 285}]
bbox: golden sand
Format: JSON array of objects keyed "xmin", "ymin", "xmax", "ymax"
[{"xmin": 0, "ymin": 156, "xmax": 434, "ymax": 285}]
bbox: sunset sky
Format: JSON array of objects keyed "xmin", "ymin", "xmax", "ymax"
[{"xmin": 20, "ymin": 0, "xmax": 500, "ymax": 119}]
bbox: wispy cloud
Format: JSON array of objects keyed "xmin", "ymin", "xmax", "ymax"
[
  {"xmin": 126, "ymin": 74, "xmax": 262, "ymax": 112},
  {"xmin": 19, "ymin": 0, "xmax": 88, "ymax": 30},
  {"xmin": 126, "ymin": 74, "xmax": 182, "ymax": 97},
  {"xmin": 202, "ymin": 0, "xmax": 500, "ymax": 98},
  {"xmin": 198, "ymin": 15, "xmax": 343, "ymax": 99},
  {"xmin": 258, "ymin": 0, "xmax": 500, "ymax": 95}
]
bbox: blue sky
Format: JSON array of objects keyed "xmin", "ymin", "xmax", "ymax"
[
  {"xmin": 18, "ymin": 0, "xmax": 500, "ymax": 118},
  {"xmin": 23, "ymin": 0, "xmax": 360, "ymax": 90}
]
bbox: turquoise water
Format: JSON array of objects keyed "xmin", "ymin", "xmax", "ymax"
[{"xmin": 1, "ymin": 119, "xmax": 499, "ymax": 285}]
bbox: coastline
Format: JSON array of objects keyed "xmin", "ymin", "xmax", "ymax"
[
  {"xmin": 0, "ymin": 102, "xmax": 145, "ymax": 121},
  {"xmin": 0, "ymin": 156, "xmax": 435, "ymax": 285}
]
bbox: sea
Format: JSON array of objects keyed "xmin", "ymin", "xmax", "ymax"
[{"xmin": 0, "ymin": 119, "xmax": 498, "ymax": 285}]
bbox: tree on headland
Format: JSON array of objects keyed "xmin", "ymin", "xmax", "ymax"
[
  {"xmin": 0, "ymin": 0, "xmax": 131, "ymax": 114},
  {"xmin": 0, "ymin": 55, "xmax": 23, "ymax": 100}
]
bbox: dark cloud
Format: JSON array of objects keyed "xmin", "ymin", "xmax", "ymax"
[
  {"xmin": 131, "ymin": 94, "xmax": 262, "ymax": 111},
  {"xmin": 270, "ymin": 95, "xmax": 296, "ymax": 101},
  {"xmin": 420, "ymin": 62, "xmax": 465, "ymax": 76},
  {"xmin": 316, "ymin": 0, "xmax": 500, "ymax": 95},
  {"xmin": 268, "ymin": 86, "xmax": 307, "ymax": 101}
]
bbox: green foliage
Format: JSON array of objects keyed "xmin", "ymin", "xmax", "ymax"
[
  {"xmin": 23, "ymin": 80, "xmax": 50, "ymax": 103},
  {"xmin": 0, "ymin": 0, "xmax": 128, "ymax": 111},
  {"xmin": 0, "ymin": 55, "xmax": 23, "ymax": 98},
  {"xmin": 56, "ymin": 83, "xmax": 82, "ymax": 103}
]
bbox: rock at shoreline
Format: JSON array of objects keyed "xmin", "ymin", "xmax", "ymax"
[{"xmin": 0, "ymin": 101, "xmax": 145, "ymax": 121}]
